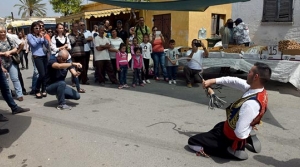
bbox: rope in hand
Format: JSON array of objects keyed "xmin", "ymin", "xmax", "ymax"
[{"xmin": 176, "ymin": 57, "xmax": 227, "ymax": 109}]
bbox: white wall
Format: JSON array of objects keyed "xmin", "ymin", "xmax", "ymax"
[{"xmin": 232, "ymin": 0, "xmax": 300, "ymax": 45}]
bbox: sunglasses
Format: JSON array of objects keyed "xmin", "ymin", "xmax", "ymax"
[
  {"xmin": 48, "ymin": 31, "xmax": 52, "ymax": 33},
  {"xmin": 34, "ymin": 27, "xmax": 40, "ymax": 30},
  {"xmin": 58, "ymin": 57, "xmax": 67, "ymax": 61}
]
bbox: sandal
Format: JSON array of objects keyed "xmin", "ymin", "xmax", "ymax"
[
  {"xmin": 78, "ymin": 88, "xmax": 85, "ymax": 93},
  {"xmin": 42, "ymin": 92, "xmax": 47, "ymax": 97},
  {"xmin": 196, "ymin": 150, "xmax": 210, "ymax": 158},
  {"xmin": 36, "ymin": 93, "xmax": 43, "ymax": 99}
]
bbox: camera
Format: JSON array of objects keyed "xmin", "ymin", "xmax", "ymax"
[
  {"xmin": 194, "ymin": 40, "xmax": 202, "ymax": 47},
  {"xmin": 77, "ymin": 68, "xmax": 83, "ymax": 73}
]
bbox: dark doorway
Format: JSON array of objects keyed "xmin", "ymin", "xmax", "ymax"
[{"xmin": 153, "ymin": 14, "xmax": 171, "ymax": 48}]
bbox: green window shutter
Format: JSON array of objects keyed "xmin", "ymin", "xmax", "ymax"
[
  {"xmin": 278, "ymin": 0, "xmax": 293, "ymax": 22},
  {"xmin": 262, "ymin": 0, "xmax": 278, "ymax": 22}
]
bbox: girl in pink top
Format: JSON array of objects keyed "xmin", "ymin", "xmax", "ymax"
[
  {"xmin": 116, "ymin": 43, "xmax": 129, "ymax": 89},
  {"xmin": 131, "ymin": 47, "xmax": 145, "ymax": 87}
]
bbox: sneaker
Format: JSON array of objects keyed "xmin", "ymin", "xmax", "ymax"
[
  {"xmin": 146, "ymin": 79, "xmax": 151, "ymax": 84},
  {"xmin": 169, "ymin": 80, "xmax": 172, "ymax": 85},
  {"xmin": 187, "ymin": 83, "xmax": 192, "ymax": 88},
  {"xmin": 57, "ymin": 104, "xmax": 72, "ymax": 110},
  {"xmin": 123, "ymin": 84, "xmax": 130, "ymax": 88},
  {"xmin": 165, "ymin": 78, "xmax": 169, "ymax": 82},
  {"xmin": 155, "ymin": 77, "xmax": 160, "ymax": 81},
  {"xmin": 173, "ymin": 80, "xmax": 177, "ymax": 84},
  {"xmin": 12, "ymin": 107, "xmax": 30, "ymax": 115},
  {"xmin": 118, "ymin": 85, "xmax": 123, "ymax": 89},
  {"xmin": 140, "ymin": 83, "xmax": 145, "ymax": 87},
  {"xmin": 132, "ymin": 84, "xmax": 136, "ymax": 88},
  {"xmin": 142, "ymin": 80, "xmax": 146, "ymax": 84}
]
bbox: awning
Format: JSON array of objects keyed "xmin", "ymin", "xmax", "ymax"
[
  {"xmin": 90, "ymin": 0, "xmax": 250, "ymax": 11},
  {"xmin": 9, "ymin": 20, "xmax": 32, "ymax": 27},
  {"xmin": 56, "ymin": 8, "xmax": 132, "ymax": 23}
]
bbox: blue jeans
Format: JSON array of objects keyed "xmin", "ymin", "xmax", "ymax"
[
  {"xmin": 31, "ymin": 56, "xmax": 39, "ymax": 91},
  {"xmin": 132, "ymin": 68, "xmax": 142, "ymax": 85},
  {"xmin": 6, "ymin": 63, "xmax": 23, "ymax": 98},
  {"xmin": 152, "ymin": 52, "xmax": 167, "ymax": 79},
  {"xmin": 0, "ymin": 67, "xmax": 18, "ymax": 111},
  {"xmin": 46, "ymin": 81, "xmax": 80, "ymax": 105},
  {"xmin": 119, "ymin": 66, "xmax": 128, "ymax": 85},
  {"xmin": 167, "ymin": 66, "xmax": 178, "ymax": 80}
]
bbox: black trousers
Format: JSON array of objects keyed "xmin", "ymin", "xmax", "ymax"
[
  {"xmin": 141, "ymin": 58, "xmax": 150, "ymax": 80},
  {"xmin": 33, "ymin": 56, "xmax": 47, "ymax": 93}
]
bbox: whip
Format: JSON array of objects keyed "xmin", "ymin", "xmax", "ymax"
[{"xmin": 176, "ymin": 57, "xmax": 227, "ymax": 109}]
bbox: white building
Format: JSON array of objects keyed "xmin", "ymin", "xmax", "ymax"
[{"xmin": 232, "ymin": 0, "xmax": 299, "ymax": 45}]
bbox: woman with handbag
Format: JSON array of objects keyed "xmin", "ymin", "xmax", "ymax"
[
  {"xmin": 27, "ymin": 22, "xmax": 49, "ymax": 99},
  {"xmin": 0, "ymin": 26, "xmax": 24, "ymax": 101}
]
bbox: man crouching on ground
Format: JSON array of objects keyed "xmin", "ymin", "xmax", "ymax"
[{"xmin": 45, "ymin": 50, "xmax": 82, "ymax": 110}]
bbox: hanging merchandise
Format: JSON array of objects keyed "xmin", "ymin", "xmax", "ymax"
[{"xmin": 198, "ymin": 27, "xmax": 207, "ymax": 39}]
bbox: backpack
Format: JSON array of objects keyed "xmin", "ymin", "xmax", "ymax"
[{"xmin": 135, "ymin": 25, "xmax": 148, "ymax": 36}]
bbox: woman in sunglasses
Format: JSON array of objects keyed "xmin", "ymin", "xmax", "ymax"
[
  {"xmin": 47, "ymin": 28, "xmax": 54, "ymax": 39},
  {"xmin": 27, "ymin": 21, "xmax": 49, "ymax": 99}
]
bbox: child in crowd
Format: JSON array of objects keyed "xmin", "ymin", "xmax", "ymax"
[
  {"xmin": 131, "ymin": 47, "xmax": 145, "ymax": 87},
  {"xmin": 116, "ymin": 43, "xmax": 130, "ymax": 89},
  {"xmin": 166, "ymin": 39, "xmax": 179, "ymax": 84},
  {"xmin": 128, "ymin": 27, "xmax": 135, "ymax": 51},
  {"xmin": 130, "ymin": 37, "xmax": 139, "ymax": 55},
  {"xmin": 139, "ymin": 34, "xmax": 152, "ymax": 84}
]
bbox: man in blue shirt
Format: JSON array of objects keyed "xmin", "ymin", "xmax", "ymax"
[{"xmin": 45, "ymin": 50, "xmax": 82, "ymax": 110}]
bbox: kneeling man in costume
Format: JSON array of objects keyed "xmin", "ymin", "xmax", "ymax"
[{"xmin": 188, "ymin": 62, "xmax": 272, "ymax": 160}]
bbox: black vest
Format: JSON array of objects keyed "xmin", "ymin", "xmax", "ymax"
[{"xmin": 55, "ymin": 35, "xmax": 67, "ymax": 48}]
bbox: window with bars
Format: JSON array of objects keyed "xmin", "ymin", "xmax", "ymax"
[{"xmin": 262, "ymin": 0, "xmax": 293, "ymax": 22}]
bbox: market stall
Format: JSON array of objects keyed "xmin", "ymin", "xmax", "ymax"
[{"xmin": 179, "ymin": 41, "xmax": 300, "ymax": 89}]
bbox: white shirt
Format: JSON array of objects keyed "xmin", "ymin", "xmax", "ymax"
[
  {"xmin": 7, "ymin": 33, "xmax": 22, "ymax": 48},
  {"xmin": 83, "ymin": 30, "xmax": 92, "ymax": 51},
  {"xmin": 109, "ymin": 37, "xmax": 123, "ymax": 59},
  {"xmin": 91, "ymin": 30, "xmax": 98, "ymax": 47},
  {"xmin": 50, "ymin": 35, "xmax": 71, "ymax": 54},
  {"xmin": 94, "ymin": 35, "xmax": 110, "ymax": 61},
  {"xmin": 216, "ymin": 77, "xmax": 262, "ymax": 139},
  {"xmin": 140, "ymin": 42, "xmax": 152, "ymax": 59},
  {"xmin": 186, "ymin": 50, "xmax": 204, "ymax": 70}
]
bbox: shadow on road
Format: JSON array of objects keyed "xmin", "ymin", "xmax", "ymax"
[
  {"xmin": 43, "ymin": 100, "xmax": 79, "ymax": 108},
  {"xmin": 0, "ymin": 110, "xmax": 32, "ymax": 149},
  {"xmin": 254, "ymin": 155, "xmax": 300, "ymax": 167}
]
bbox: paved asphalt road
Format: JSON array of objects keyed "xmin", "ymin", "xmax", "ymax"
[{"xmin": 1, "ymin": 55, "xmax": 300, "ymax": 167}]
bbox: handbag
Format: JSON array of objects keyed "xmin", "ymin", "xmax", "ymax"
[{"xmin": 6, "ymin": 37, "xmax": 21, "ymax": 64}]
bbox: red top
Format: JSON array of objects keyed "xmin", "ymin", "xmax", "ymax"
[{"xmin": 152, "ymin": 38, "xmax": 164, "ymax": 52}]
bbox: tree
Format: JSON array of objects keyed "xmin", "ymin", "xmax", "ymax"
[
  {"xmin": 50, "ymin": 0, "xmax": 82, "ymax": 16},
  {"xmin": 14, "ymin": 0, "xmax": 47, "ymax": 18}
]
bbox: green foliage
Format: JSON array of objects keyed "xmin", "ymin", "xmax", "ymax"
[
  {"xmin": 14, "ymin": 0, "xmax": 47, "ymax": 18},
  {"xmin": 49, "ymin": 0, "xmax": 83, "ymax": 16}
]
